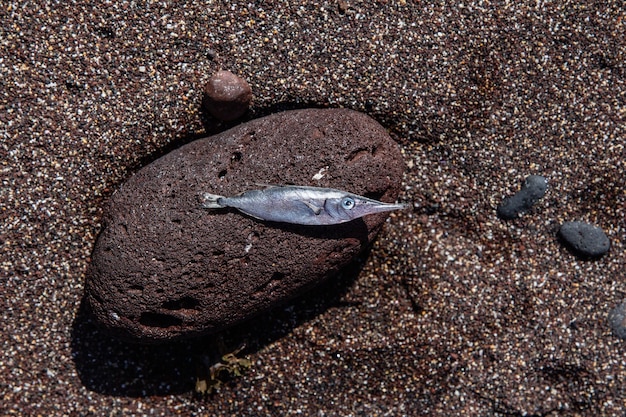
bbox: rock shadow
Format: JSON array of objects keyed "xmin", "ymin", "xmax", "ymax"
[
  {"xmin": 246, "ymin": 214, "xmax": 372, "ymax": 244},
  {"xmin": 70, "ymin": 248, "xmax": 369, "ymax": 397}
]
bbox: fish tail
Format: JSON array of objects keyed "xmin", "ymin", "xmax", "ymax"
[{"xmin": 200, "ymin": 192, "xmax": 226, "ymax": 209}]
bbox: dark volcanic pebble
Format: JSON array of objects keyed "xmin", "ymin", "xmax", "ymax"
[
  {"xmin": 86, "ymin": 108, "xmax": 404, "ymax": 342},
  {"xmin": 497, "ymin": 175, "xmax": 548, "ymax": 220},
  {"xmin": 609, "ymin": 301, "xmax": 626, "ymax": 340},
  {"xmin": 558, "ymin": 221, "xmax": 610, "ymax": 258},
  {"xmin": 202, "ymin": 70, "xmax": 252, "ymax": 121}
]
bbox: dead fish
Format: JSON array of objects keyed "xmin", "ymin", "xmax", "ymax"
[{"xmin": 201, "ymin": 185, "xmax": 407, "ymax": 225}]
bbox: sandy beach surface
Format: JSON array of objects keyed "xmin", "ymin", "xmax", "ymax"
[{"xmin": 2, "ymin": 1, "xmax": 624, "ymax": 415}]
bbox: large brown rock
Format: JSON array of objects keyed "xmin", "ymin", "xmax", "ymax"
[{"xmin": 86, "ymin": 108, "xmax": 404, "ymax": 342}]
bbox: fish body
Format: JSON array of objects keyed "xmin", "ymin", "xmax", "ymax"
[{"xmin": 201, "ymin": 185, "xmax": 406, "ymax": 225}]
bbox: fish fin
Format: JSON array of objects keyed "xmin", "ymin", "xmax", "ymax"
[
  {"xmin": 253, "ymin": 182, "xmax": 284, "ymax": 189},
  {"xmin": 200, "ymin": 192, "xmax": 225, "ymax": 209},
  {"xmin": 302, "ymin": 200, "xmax": 323, "ymax": 215}
]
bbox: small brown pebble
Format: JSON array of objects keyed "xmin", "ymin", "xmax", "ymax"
[{"xmin": 202, "ymin": 70, "xmax": 252, "ymax": 121}]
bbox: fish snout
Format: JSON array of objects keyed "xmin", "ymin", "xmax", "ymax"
[{"xmin": 354, "ymin": 200, "xmax": 407, "ymax": 218}]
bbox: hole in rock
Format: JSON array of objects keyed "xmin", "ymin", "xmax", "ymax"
[
  {"xmin": 218, "ymin": 169, "xmax": 227, "ymax": 178},
  {"xmin": 128, "ymin": 284, "xmax": 144, "ymax": 292},
  {"xmin": 161, "ymin": 296, "xmax": 200, "ymax": 311},
  {"xmin": 231, "ymin": 151, "xmax": 242, "ymax": 162},
  {"xmin": 271, "ymin": 272, "xmax": 285, "ymax": 281},
  {"xmin": 139, "ymin": 312, "xmax": 183, "ymax": 328},
  {"xmin": 345, "ymin": 147, "xmax": 371, "ymax": 162}
]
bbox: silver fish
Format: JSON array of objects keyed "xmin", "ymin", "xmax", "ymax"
[{"xmin": 201, "ymin": 185, "xmax": 406, "ymax": 225}]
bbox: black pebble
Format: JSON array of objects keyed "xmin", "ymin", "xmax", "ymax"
[
  {"xmin": 608, "ymin": 301, "xmax": 626, "ymax": 339},
  {"xmin": 558, "ymin": 221, "xmax": 610, "ymax": 258},
  {"xmin": 497, "ymin": 175, "xmax": 548, "ymax": 220}
]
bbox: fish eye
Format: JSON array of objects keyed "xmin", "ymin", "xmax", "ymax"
[{"xmin": 341, "ymin": 197, "xmax": 355, "ymax": 210}]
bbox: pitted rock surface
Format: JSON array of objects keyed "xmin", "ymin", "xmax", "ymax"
[{"xmin": 86, "ymin": 108, "xmax": 404, "ymax": 342}]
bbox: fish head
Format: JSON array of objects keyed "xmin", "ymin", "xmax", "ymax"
[{"xmin": 324, "ymin": 194, "xmax": 407, "ymax": 223}]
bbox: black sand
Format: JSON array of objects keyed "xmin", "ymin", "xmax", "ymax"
[{"xmin": 2, "ymin": 1, "xmax": 624, "ymax": 415}]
